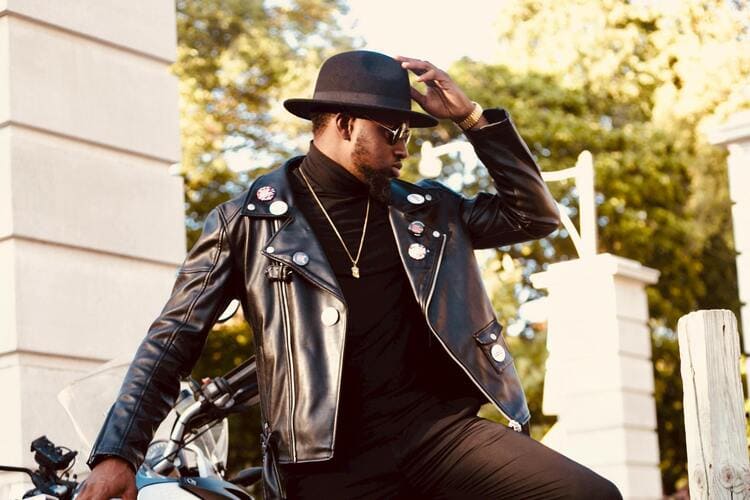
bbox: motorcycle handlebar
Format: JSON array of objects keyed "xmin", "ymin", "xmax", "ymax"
[
  {"xmin": 223, "ymin": 356, "xmax": 257, "ymax": 393},
  {"xmin": 198, "ymin": 356, "xmax": 258, "ymax": 408},
  {"xmin": 226, "ymin": 359, "xmax": 259, "ymax": 409},
  {"xmin": 0, "ymin": 465, "xmax": 34, "ymax": 477}
]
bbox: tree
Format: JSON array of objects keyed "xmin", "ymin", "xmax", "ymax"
[
  {"xmin": 399, "ymin": 0, "xmax": 748, "ymax": 493},
  {"xmin": 177, "ymin": 1, "xmax": 750, "ymax": 491},
  {"xmin": 175, "ymin": 0, "xmax": 354, "ymax": 476},
  {"xmin": 174, "ymin": 0, "xmax": 353, "ymax": 246},
  {"xmin": 402, "ymin": 64, "xmax": 716, "ymax": 453}
]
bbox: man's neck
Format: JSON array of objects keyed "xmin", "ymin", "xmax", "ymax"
[
  {"xmin": 301, "ymin": 142, "xmax": 368, "ymax": 196},
  {"xmin": 312, "ymin": 138, "xmax": 362, "ymax": 182}
]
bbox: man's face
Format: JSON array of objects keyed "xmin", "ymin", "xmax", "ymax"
[{"xmin": 350, "ymin": 115, "xmax": 410, "ymax": 204}]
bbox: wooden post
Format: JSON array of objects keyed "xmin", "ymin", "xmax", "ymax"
[{"xmin": 677, "ymin": 310, "xmax": 750, "ymax": 499}]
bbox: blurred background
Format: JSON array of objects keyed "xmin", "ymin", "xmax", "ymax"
[
  {"xmin": 1, "ymin": 0, "xmax": 748, "ymax": 498},
  {"xmin": 179, "ymin": 1, "xmax": 748, "ymax": 495}
]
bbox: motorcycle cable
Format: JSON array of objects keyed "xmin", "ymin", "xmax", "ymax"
[
  {"xmin": 149, "ymin": 373, "xmax": 252, "ymax": 473},
  {"xmin": 148, "ymin": 416, "xmax": 223, "ymax": 472},
  {"xmin": 57, "ymin": 445, "xmax": 76, "ymax": 477}
]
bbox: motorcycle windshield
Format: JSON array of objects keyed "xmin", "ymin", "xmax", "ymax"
[
  {"xmin": 190, "ymin": 418, "xmax": 229, "ymax": 472},
  {"xmin": 57, "ymin": 356, "xmax": 132, "ymax": 459},
  {"xmin": 57, "ymin": 358, "xmax": 229, "ymax": 469}
]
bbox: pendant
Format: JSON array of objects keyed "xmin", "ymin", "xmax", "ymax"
[{"xmin": 351, "ymin": 265, "xmax": 360, "ymax": 278}]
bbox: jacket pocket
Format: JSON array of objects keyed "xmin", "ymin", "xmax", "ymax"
[{"xmin": 473, "ymin": 321, "xmax": 513, "ymax": 374}]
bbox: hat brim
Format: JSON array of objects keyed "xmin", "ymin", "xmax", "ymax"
[{"xmin": 283, "ymin": 98, "xmax": 438, "ymax": 128}]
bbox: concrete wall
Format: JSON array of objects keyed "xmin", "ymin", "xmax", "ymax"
[{"xmin": 0, "ymin": 1, "xmax": 185, "ymax": 493}]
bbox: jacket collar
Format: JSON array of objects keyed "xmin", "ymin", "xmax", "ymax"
[
  {"xmin": 388, "ymin": 178, "xmax": 439, "ymax": 214},
  {"xmin": 241, "ymin": 157, "xmax": 344, "ymax": 301},
  {"xmin": 240, "ymin": 157, "xmax": 444, "ymax": 305},
  {"xmin": 241, "ymin": 156, "xmax": 303, "ymax": 219},
  {"xmin": 387, "ymin": 180, "xmax": 447, "ymax": 310},
  {"xmin": 242, "ymin": 157, "xmax": 440, "ymax": 219}
]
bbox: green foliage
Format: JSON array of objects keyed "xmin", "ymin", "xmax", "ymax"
[
  {"xmin": 175, "ymin": 0, "xmax": 748, "ymax": 491},
  {"xmin": 174, "ymin": 0, "xmax": 353, "ymax": 247},
  {"xmin": 474, "ymin": 251, "xmax": 556, "ymax": 439},
  {"xmin": 175, "ymin": 0, "xmax": 353, "ymax": 475},
  {"xmin": 652, "ymin": 328, "xmax": 689, "ymax": 493},
  {"xmin": 409, "ymin": 0, "xmax": 747, "ymax": 493}
]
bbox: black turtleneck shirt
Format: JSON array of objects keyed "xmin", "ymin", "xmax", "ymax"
[{"xmin": 289, "ymin": 144, "xmax": 480, "ymax": 459}]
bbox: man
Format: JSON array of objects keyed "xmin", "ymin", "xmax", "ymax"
[{"xmin": 79, "ymin": 50, "xmax": 621, "ymax": 499}]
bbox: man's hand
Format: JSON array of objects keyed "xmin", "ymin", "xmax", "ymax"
[
  {"xmin": 395, "ymin": 55, "xmax": 487, "ymax": 128},
  {"xmin": 76, "ymin": 456, "xmax": 137, "ymax": 500}
]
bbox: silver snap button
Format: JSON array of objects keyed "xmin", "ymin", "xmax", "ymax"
[
  {"xmin": 293, "ymin": 252, "xmax": 309, "ymax": 266},
  {"xmin": 266, "ymin": 246, "xmax": 275, "ymax": 254},
  {"xmin": 321, "ymin": 307, "xmax": 339, "ymax": 326},
  {"xmin": 269, "ymin": 200, "xmax": 288, "ymax": 215},
  {"xmin": 432, "ymin": 230, "xmax": 441, "ymax": 238},
  {"xmin": 246, "ymin": 203, "xmax": 256, "ymax": 211},
  {"xmin": 407, "ymin": 193, "xmax": 425, "ymax": 205},
  {"xmin": 425, "ymin": 194, "xmax": 433, "ymax": 201},
  {"xmin": 490, "ymin": 333, "xmax": 498, "ymax": 341},
  {"xmin": 491, "ymin": 344, "xmax": 506, "ymax": 362}
]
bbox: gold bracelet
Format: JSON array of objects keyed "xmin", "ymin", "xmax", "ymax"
[{"xmin": 457, "ymin": 102, "xmax": 483, "ymax": 130}]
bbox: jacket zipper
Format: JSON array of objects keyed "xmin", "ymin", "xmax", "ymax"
[
  {"xmin": 272, "ymin": 219, "xmax": 298, "ymax": 460},
  {"xmin": 422, "ymin": 233, "xmax": 522, "ymax": 432}
]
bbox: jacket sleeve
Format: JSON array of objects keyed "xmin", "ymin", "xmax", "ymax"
[
  {"xmin": 87, "ymin": 204, "xmax": 239, "ymax": 471},
  {"xmin": 460, "ymin": 108, "xmax": 560, "ymax": 249}
]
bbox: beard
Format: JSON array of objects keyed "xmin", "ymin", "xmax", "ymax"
[{"xmin": 351, "ymin": 134, "xmax": 392, "ymax": 205}]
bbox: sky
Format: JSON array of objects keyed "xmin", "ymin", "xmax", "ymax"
[
  {"xmin": 228, "ymin": 1, "xmax": 506, "ymax": 172},
  {"xmin": 341, "ymin": 0, "xmax": 504, "ymax": 68}
]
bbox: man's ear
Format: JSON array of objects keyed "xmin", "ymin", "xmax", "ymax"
[{"xmin": 335, "ymin": 114, "xmax": 353, "ymax": 142}]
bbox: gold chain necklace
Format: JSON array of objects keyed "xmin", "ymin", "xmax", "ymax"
[{"xmin": 299, "ymin": 167, "xmax": 370, "ymax": 278}]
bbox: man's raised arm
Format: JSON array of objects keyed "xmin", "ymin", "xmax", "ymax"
[{"xmin": 396, "ymin": 55, "xmax": 560, "ymax": 248}]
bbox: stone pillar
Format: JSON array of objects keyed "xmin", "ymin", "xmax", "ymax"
[
  {"xmin": 531, "ymin": 253, "xmax": 662, "ymax": 499},
  {"xmin": 709, "ymin": 111, "xmax": 750, "ymax": 358},
  {"xmin": 0, "ymin": 0, "xmax": 184, "ymax": 492}
]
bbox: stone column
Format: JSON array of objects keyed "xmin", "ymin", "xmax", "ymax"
[
  {"xmin": 531, "ymin": 253, "xmax": 662, "ymax": 499},
  {"xmin": 709, "ymin": 111, "xmax": 750, "ymax": 358},
  {"xmin": 0, "ymin": 0, "xmax": 184, "ymax": 492}
]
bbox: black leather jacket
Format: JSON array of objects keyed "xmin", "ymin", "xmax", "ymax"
[{"xmin": 88, "ymin": 109, "xmax": 560, "ymax": 471}]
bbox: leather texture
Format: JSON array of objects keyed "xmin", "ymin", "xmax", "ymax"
[
  {"xmin": 88, "ymin": 108, "xmax": 560, "ymax": 472},
  {"xmin": 261, "ymin": 423, "xmax": 286, "ymax": 499}
]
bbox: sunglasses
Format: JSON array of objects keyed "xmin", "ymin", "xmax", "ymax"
[{"xmin": 363, "ymin": 116, "xmax": 412, "ymax": 145}]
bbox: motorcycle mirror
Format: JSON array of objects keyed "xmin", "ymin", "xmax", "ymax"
[{"xmin": 217, "ymin": 299, "xmax": 240, "ymax": 323}]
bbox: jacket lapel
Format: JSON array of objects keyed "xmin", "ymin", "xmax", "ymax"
[
  {"xmin": 242, "ymin": 158, "xmax": 344, "ymax": 302},
  {"xmin": 241, "ymin": 162, "xmax": 449, "ymax": 308},
  {"xmin": 388, "ymin": 180, "xmax": 449, "ymax": 311}
]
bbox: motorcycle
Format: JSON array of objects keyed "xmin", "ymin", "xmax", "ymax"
[{"xmin": 1, "ymin": 354, "xmax": 264, "ymax": 499}]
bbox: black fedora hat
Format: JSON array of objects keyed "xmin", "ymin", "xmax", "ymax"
[{"xmin": 284, "ymin": 50, "xmax": 438, "ymax": 128}]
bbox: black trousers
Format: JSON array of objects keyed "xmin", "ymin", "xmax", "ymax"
[{"xmin": 281, "ymin": 414, "xmax": 623, "ymax": 499}]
